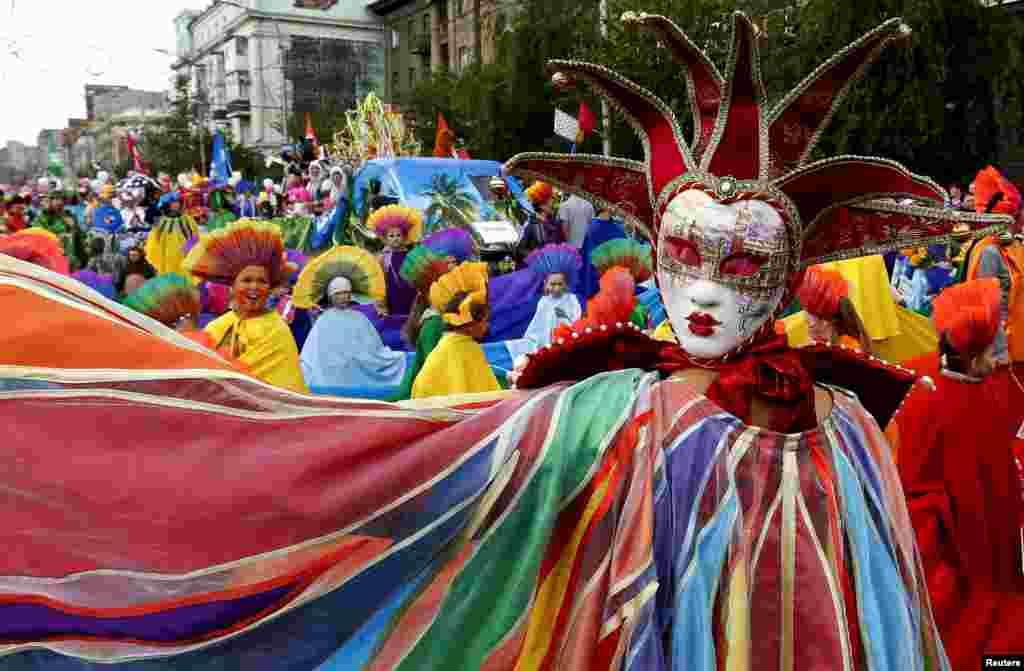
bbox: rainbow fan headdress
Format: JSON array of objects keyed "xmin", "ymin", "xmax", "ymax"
[
  {"xmin": 591, "ymin": 238, "xmax": 653, "ymax": 283},
  {"xmin": 429, "ymin": 261, "xmax": 489, "ymax": 327},
  {"xmin": 292, "ymin": 245, "xmax": 386, "ymax": 308},
  {"xmin": 182, "ymin": 219, "xmax": 289, "ymax": 287},
  {"xmin": 0, "ymin": 229, "xmax": 69, "ymax": 275},
  {"xmin": 505, "ymin": 11, "xmax": 1012, "ymax": 308},
  {"xmin": 400, "ymin": 245, "xmax": 452, "ymax": 295},
  {"xmin": 526, "ymin": 243, "xmax": 582, "ymax": 284},
  {"xmin": 368, "ymin": 205, "xmax": 423, "ymax": 243},
  {"xmin": 121, "ymin": 274, "xmax": 201, "ymax": 328}
]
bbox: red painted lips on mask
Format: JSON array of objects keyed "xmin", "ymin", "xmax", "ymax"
[{"xmin": 687, "ymin": 312, "xmax": 721, "ymax": 337}]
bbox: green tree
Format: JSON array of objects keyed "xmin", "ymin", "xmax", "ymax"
[{"xmin": 422, "ymin": 174, "xmax": 479, "ymax": 230}]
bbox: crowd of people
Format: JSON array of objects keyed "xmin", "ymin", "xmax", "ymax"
[{"xmin": 3, "ymin": 10, "xmax": 1024, "ymax": 670}]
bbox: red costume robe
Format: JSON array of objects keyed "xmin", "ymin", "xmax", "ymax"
[{"xmin": 886, "ymin": 354, "xmax": 1024, "ymax": 667}]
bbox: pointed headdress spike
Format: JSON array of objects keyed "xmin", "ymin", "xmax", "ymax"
[
  {"xmin": 623, "ymin": 12, "xmax": 723, "ymax": 162},
  {"xmin": 546, "ymin": 59, "xmax": 694, "ymax": 205},
  {"xmin": 767, "ymin": 18, "xmax": 911, "ymax": 175},
  {"xmin": 702, "ymin": 13, "xmax": 768, "ymax": 181}
]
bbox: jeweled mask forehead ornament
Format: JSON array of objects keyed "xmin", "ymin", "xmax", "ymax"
[{"xmin": 506, "ymin": 11, "xmax": 1011, "ymax": 311}]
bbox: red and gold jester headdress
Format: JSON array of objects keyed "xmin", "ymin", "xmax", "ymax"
[{"xmin": 506, "ymin": 12, "xmax": 1010, "ymax": 303}]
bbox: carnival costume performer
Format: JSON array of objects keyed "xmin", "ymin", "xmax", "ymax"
[
  {"xmin": 886, "ymin": 279, "xmax": 1024, "ymax": 669},
  {"xmin": 797, "ymin": 265, "xmax": 872, "ymax": 352},
  {"xmin": 144, "ymin": 192, "xmax": 198, "ymax": 276},
  {"xmin": 369, "ymin": 204, "xmax": 422, "ymax": 316},
  {"xmin": 292, "ymin": 245, "xmax": 406, "ymax": 396},
  {"xmin": 184, "ymin": 219, "xmax": 307, "ymax": 393},
  {"xmin": 0, "ymin": 228, "xmax": 70, "ymax": 275},
  {"xmin": 393, "ymin": 244, "xmax": 453, "ymax": 400},
  {"xmin": 520, "ymin": 181, "xmax": 563, "ymax": 256},
  {"xmin": 3, "ymin": 195, "xmax": 28, "ymax": 232},
  {"xmin": 90, "ymin": 185, "xmax": 123, "ymax": 235},
  {"xmin": 510, "ymin": 243, "xmax": 583, "ymax": 358},
  {"xmin": 412, "ymin": 261, "xmax": 500, "ymax": 398},
  {"xmin": 33, "ymin": 191, "xmax": 84, "ymax": 269},
  {"xmin": 588, "ymin": 237, "xmax": 652, "ymax": 329},
  {"xmin": 964, "ymin": 165, "xmax": 1024, "ymax": 364},
  {"xmin": 0, "ymin": 12, "xmax": 1016, "ymax": 671},
  {"xmin": 206, "ymin": 183, "xmax": 238, "ymax": 231}
]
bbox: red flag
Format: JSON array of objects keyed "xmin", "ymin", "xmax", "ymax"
[
  {"xmin": 434, "ymin": 113, "xmax": 454, "ymax": 158},
  {"xmin": 578, "ymin": 102, "xmax": 596, "ymax": 136},
  {"xmin": 126, "ymin": 133, "xmax": 143, "ymax": 173},
  {"xmin": 304, "ymin": 113, "xmax": 317, "ymax": 145}
]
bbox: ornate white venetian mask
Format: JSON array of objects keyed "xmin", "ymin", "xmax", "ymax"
[{"xmin": 657, "ymin": 189, "xmax": 790, "ymax": 359}]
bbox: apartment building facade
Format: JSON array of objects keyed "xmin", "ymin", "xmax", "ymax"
[
  {"xmin": 171, "ymin": 0, "xmax": 386, "ymax": 153},
  {"xmin": 369, "ymin": 0, "xmax": 516, "ymax": 103}
]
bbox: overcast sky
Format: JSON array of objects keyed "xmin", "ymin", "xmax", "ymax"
[{"xmin": 0, "ymin": 1, "xmax": 203, "ymax": 147}]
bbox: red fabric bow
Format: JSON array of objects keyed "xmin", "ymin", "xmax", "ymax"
[{"xmin": 658, "ymin": 334, "xmax": 816, "ymax": 433}]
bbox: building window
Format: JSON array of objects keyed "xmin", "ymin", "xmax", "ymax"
[
  {"xmin": 236, "ymin": 37, "xmax": 248, "ymax": 58},
  {"xmin": 392, "ymin": 29, "xmax": 399, "ymax": 48},
  {"xmin": 392, "ymin": 70, "xmax": 399, "ymax": 93},
  {"xmin": 409, "ymin": 67, "xmax": 415, "ymax": 89},
  {"xmin": 408, "ymin": 19, "xmax": 415, "ymax": 37},
  {"xmin": 459, "ymin": 46, "xmax": 471, "ymax": 69},
  {"xmin": 455, "ymin": 0, "xmax": 463, "ymax": 16},
  {"xmin": 423, "ymin": 13, "xmax": 430, "ymax": 37}
]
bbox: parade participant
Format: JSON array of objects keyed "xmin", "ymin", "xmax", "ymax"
[
  {"xmin": 589, "ymin": 237, "xmax": 652, "ymax": 329},
  {"xmin": 422, "ymin": 226, "xmax": 476, "ymax": 267},
  {"xmin": 91, "ymin": 185, "xmax": 123, "ymax": 235},
  {"xmin": 33, "ymin": 191, "xmax": 84, "ymax": 270},
  {"xmin": 368, "ymin": 204, "xmax": 422, "ymax": 316},
  {"xmin": 234, "ymin": 181, "xmax": 258, "ymax": 219},
  {"xmin": 559, "ymin": 192, "xmax": 596, "ymax": 248},
  {"xmin": 119, "ymin": 188, "xmax": 148, "ymax": 232},
  {"xmin": 520, "ymin": 181, "xmax": 563, "ymax": 256},
  {"xmin": 293, "ymin": 246, "xmax": 406, "ymax": 396},
  {"xmin": 158, "ymin": 172, "xmax": 173, "ymax": 195},
  {"xmin": 965, "ymin": 165, "xmax": 1024, "ymax": 364},
  {"xmin": 3, "ymin": 195, "xmax": 28, "ymax": 233},
  {"xmin": 326, "ymin": 165, "xmax": 348, "ymax": 210},
  {"xmin": 122, "ymin": 273, "xmax": 203, "ymax": 332},
  {"xmin": 886, "ymin": 279, "xmax": 1024, "ymax": 669},
  {"xmin": 412, "ymin": 261, "xmax": 499, "ymax": 398},
  {"xmin": 115, "ymin": 244, "xmax": 157, "ymax": 296},
  {"xmin": 577, "ymin": 207, "xmax": 627, "ymax": 300},
  {"xmin": 393, "ymin": 244, "xmax": 453, "ymax": 400},
  {"xmin": 798, "ymin": 265, "xmax": 872, "ymax": 352},
  {"xmin": 0, "ymin": 228, "xmax": 69, "ymax": 275},
  {"xmin": 515, "ymin": 243, "xmax": 583, "ymax": 355},
  {"xmin": 0, "ymin": 13, "xmax": 1013, "ymax": 670},
  {"xmin": 144, "ymin": 192, "xmax": 198, "ymax": 276},
  {"xmin": 206, "ymin": 182, "xmax": 238, "ymax": 231},
  {"xmin": 184, "ymin": 219, "xmax": 307, "ymax": 393},
  {"xmin": 84, "ymin": 236, "xmax": 124, "ymax": 278}
]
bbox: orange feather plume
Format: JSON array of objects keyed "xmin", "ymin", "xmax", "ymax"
[
  {"xmin": 932, "ymin": 278, "xmax": 1001, "ymax": 359},
  {"xmin": 798, "ymin": 266, "xmax": 848, "ymax": 319},
  {"xmin": 974, "ymin": 166, "xmax": 1022, "ymax": 216}
]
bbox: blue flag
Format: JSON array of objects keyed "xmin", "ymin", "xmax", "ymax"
[{"xmin": 209, "ymin": 131, "xmax": 233, "ymax": 186}]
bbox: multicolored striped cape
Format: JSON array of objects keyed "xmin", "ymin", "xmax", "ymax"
[{"xmin": 0, "ymin": 254, "xmax": 948, "ymax": 670}]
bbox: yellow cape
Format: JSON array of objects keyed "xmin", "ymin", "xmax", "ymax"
[
  {"xmin": 145, "ymin": 216, "xmax": 197, "ymax": 276},
  {"xmin": 205, "ymin": 309, "xmax": 308, "ymax": 393},
  {"xmin": 412, "ymin": 332, "xmax": 500, "ymax": 399}
]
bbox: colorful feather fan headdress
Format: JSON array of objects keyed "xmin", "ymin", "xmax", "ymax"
[
  {"xmin": 590, "ymin": 238, "xmax": 653, "ymax": 283},
  {"xmin": 368, "ymin": 205, "xmax": 423, "ymax": 243},
  {"xmin": 429, "ymin": 261, "xmax": 489, "ymax": 327},
  {"xmin": 0, "ymin": 229, "xmax": 69, "ymax": 275},
  {"xmin": 292, "ymin": 245, "xmax": 386, "ymax": 309},
  {"xmin": 183, "ymin": 219, "xmax": 289, "ymax": 287},
  {"xmin": 526, "ymin": 243, "xmax": 582, "ymax": 283},
  {"xmin": 400, "ymin": 245, "xmax": 452, "ymax": 295},
  {"xmin": 933, "ymin": 278, "xmax": 1001, "ymax": 360},
  {"xmin": 121, "ymin": 273, "xmax": 201, "ymax": 328},
  {"xmin": 505, "ymin": 11, "xmax": 1011, "ymax": 304},
  {"xmin": 423, "ymin": 227, "xmax": 476, "ymax": 262}
]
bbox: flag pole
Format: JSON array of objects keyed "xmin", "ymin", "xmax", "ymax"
[{"xmin": 599, "ymin": 0, "xmax": 611, "ymax": 156}]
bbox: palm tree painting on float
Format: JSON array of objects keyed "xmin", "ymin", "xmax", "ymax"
[{"xmin": 422, "ymin": 174, "xmax": 479, "ymax": 232}]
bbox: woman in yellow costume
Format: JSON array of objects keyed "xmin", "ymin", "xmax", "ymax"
[
  {"xmin": 411, "ymin": 261, "xmax": 500, "ymax": 399},
  {"xmin": 145, "ymin": 192, "xmax": 198, "ymax": 276},
  {"xmin": 183, "ymin": 219, "xmax": 307, "ymax": 393},
  {"xmin": 780, "ymin": 253, "xmax": 937, "ymax": 362}
]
